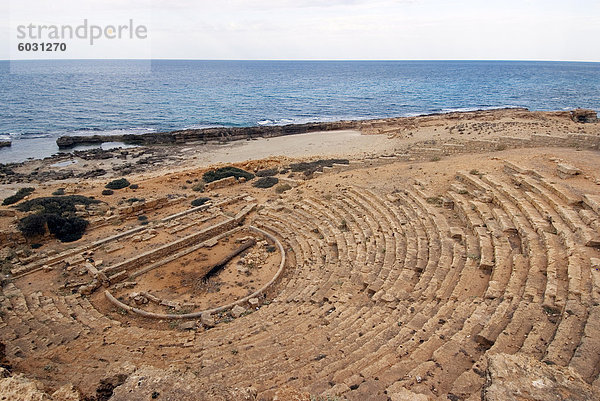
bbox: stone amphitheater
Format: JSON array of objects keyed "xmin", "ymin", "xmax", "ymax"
[{"xmin": 1, "ymin": 109, "xmax": 600, "ymax": 400}]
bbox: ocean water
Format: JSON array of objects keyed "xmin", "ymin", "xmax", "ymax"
[{"xmin": 0, "ymin": 60, "xmax": 599, "ymax": 163}]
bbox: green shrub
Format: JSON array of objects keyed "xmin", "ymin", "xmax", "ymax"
[
  {"xmin": 16, "ymin": 195, "xmax": 99, "ymax": 215},
  {"xmin": 18, "ymin": 213, "xmax": 89, "ymax": 242},
  {"xmin": 52, "ymin": 188, "xmax": 65, "ymax": 196},
  {"xmin": 18, "ymin": 214, "xmax": 48, "ymax": 238},
  {"xmin": 191, "ymin": 197, "xmax": 211, "ymax": 207},
  {"xmin": 126, "ymin": 197, "xmax": 145, "ymax": 204},
  {"xmin": 46, "ymin": 214, "xmax": 89, "ymax": 242},
  {"xmin": 16, "ymin": 195, "xmax": 98, "ymax": 242},
  {"xmin": 105, "ymin": 178, "xmax": 130, "ymax": 190},
  {"xmin": 202, "ymin": 167, "xmax": 254, "ymax": 183},
  {"xmin": 256, "ymin": 168, "xmax": 278, "ymax": 177},
  {"xmin": 138, "ymin": 215, "xmax": 148, "ymax": 221},
  {"xmin": 129, "ymin": 184, "xmax": 139, "ymax": 190},
  {"xmin": 2, "ymin": 187, "xmax": 35, "ymax": 206},
  {"xmin": 253, "ymin": 177, "xmax": 279, "ymax": 189},
  {"xmin": 275, "ymin": 183, "xmax": 292, "ymax": 194},
  {"xmin": 102, "ymin": 189, "xmax": 114, "ymax": 196}
]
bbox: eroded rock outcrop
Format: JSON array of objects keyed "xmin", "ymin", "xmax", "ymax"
[
  {"xmin": 570, "ymin": 108, "xmax": 598, "ymax": 123},
  {"xmin": 108, "ymin": 366, "xmax": 257, "ymax": 401},
  {"xmin": 484, "ymin": 353, "xmax": 598, "ymax": 401},
  {"xmin": 0, "ymin": 368, "xmax": 80, "ymax": 401},
  {"xmin": 56, "ymin": 121, "xmax": 357, "ymax": 148}
]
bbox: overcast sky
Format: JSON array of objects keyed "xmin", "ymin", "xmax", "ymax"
[{"xmin": 2, "ymin": 0, "xmax": 600, "ymax": 61}]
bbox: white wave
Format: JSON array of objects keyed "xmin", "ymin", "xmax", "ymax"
[
  {"xmin": 182, "ymin": 124, "xmax": 226, "ymax": 130},
  {"xmin": 68, "ymin": 127, "xmax": 157, "ymax": 136},
  {"xmin": 439, "ymin": 105, "xmax": 523, "ymax": 114},
  {"xmin": 21, "ymin": 133, "xmax": 53, "ymax": 139}
]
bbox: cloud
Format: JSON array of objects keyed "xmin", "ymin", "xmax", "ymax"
[{"xmin": 1, "ymin": 0, "xmax": 599, "ymax": 60}]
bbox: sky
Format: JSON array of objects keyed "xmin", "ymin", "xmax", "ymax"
[{"xmin": 2, "ymin": 0, "xmax": 600, "ymax": 61}]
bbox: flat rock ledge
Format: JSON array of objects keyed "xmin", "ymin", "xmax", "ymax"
[
  {"xmin": 56, "ymin": 120, "xmax": 357, "ymax": 148},
  {"xmin": 483, "ymin": 353, "xmax": 598, "ymax": 401}
]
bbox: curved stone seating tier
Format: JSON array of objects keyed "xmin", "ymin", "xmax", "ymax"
[{"xmin": 2, "ymin": 169, "xmax": 600, "ymax": 400}]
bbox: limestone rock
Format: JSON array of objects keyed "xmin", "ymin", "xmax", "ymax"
[
  {"xmin": 0, "ymin": 373, "xmax": 51, "ymax": 401},
  {"xmin": 201, "ymin": 312, "xmax": 215, "ymax": 327},
  {"xmin": 389, "ymin": 388, "xmax": 432, "ymax": 401},
  {"xmin": 51, "ymin": 384, "xmax": 81, "ymax": 401},
  {"xmin": 0, "ymin": 371, "xmax": 80, "ymax": 401},
  {"xmin": 231, "ymin": 305, "xmax": 246, "ymax": 318},
  {"xmin": 484, "ymin": 353, "xmax": 597, "ymax": 401},
  {"xmin": 571, "ymin": 109, "xmax": 598, "ymax": 123},
  {"xmin": 109, "ymin": 366, "xmax": 257, "ymax": 401},
  {"xmin": 272, "ymin": 386, "xmax": 311, "ymax": 401},
  {"xmin": 557, "ymin": 163, "xmax": 581, "ymax": 179},
  {"xmin": 179, "ymin": 321, "xmax": 196, "ymax": 330}
]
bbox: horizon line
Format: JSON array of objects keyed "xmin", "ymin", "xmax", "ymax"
[{"xmin": 2, "ymin": 58, "xmax": 600, "ymax": 63}]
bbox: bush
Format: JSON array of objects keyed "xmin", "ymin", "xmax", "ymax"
[
  {"xmin": 105, "ymin": 178, "xmax": 130, "ymax": 190},
  {"xmin": 18, "ymin": 214, "xmax": 48, "ymax": 238},
  {"xmin": 138, "ymin": 215, "xmax": 148, "ymax": 221},
  {"xmin": 18, "ymin": 213, "xmax": 89, "ymax": 242},
  {"xmin": 16, "ymin": 195, "xmax": 97, "ymax": 242},
  {"xmin": 102, "ymin": 189, "xmax": 114, "ymax": 196},
  {"xmin": 191, "ymin": 197, "xmax": 211, "ymax": 207},
  {"xmin": 52, "ymin": 188, "xmax": 65, "ymax": 196},
  {"xmin": 2, "ymin": 187, "xmax": 35, "ymax": 206},
  {"xmin": 275, "ymin": 183, "xmax": 292, "ymax": 194},
  {"xmin": 253, "ymin": 177, "xmax": 279, "ymax": 189},
  {"xmin": 290, "ymin": 159, "xmax": 349, "ymax": 176},
  {"xmin": 202, "ymin": 167, "xmax": 254, "ymax": 183},
  {"xmin": 16, "ymin": 195, "xmax": 99, "ymax": 215},
  {"xmin": 46, "ymin": 214, "xmax": 89, "ymax": 242},
  {"xmin": 192, "ymin": 183, "xmax": 205, "ymax": 192},
  {"xmin": 126, "ymin": 197, "xmax": 145, "ymax": 204},
  {"xmin": 129, "ymin": 184, "xmax": 139, "ymax": 190},
  {"xmin": 256, "ymin": 168, "xmax": 278, "ymax": 177}
]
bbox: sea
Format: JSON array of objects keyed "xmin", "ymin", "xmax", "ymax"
[{"xmin": 1, "ymin": 60, "xmax": 599, "ymax": 163}]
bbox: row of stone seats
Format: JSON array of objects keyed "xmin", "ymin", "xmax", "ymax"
[
  {"xmin": 325, "ymin": 187, "xmax": 500, "ymax": 398},
  {"xmin": 380, "ymin": 165, "xmax": 594, "ymax": 397},
  {"xmin": 4, "ymin": 173, "xmax": 598, "ymax": 400},
  {"xmin": 297, "ymin": 188, "xmax": 479, "ymax": 397},
  {"xmin": 443, "ymin": 172, "xmax": 553, "ymax": 396},
  {"xmin": 503, "ymin": 174, "xmax": 600, "ymax": 382},
  {"xmin": 456, "ymin": 167, "xmax": 600, "ymax": 387},
  {"xmin": 244, "ymin": 188, "xmax": 444, "ymax": 396}
]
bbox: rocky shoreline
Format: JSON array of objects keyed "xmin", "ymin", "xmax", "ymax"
[
  {"xmin": 56, "ymin": 120, "xmax": 358, "ymax": 148},
  {"xmin": 0, "ymin": 107, "xmax": 597, "ymax": 188},
  {"xmin": 54, "ymin": 108, "xmax": 598, "ymax": 149}
]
